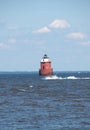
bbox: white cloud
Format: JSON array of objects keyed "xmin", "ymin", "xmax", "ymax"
[
  {"xmin": 0, "ymin": 38, "xmax": 16, "ymax": 49},
  {"xmin": 0, "ymin": 43, "xmax": 4, "ymax": 47},
  {"xmin": 49, "ymin": 19, "xmax": 70, "ymax": 29},
  {"xmin": 8, "ymin": 26, "xmax": 17, "ymax": 30},
  {"xmin": 79, "ymin": 41, "xmax": 90, "ymax": 46},
  {"xmin": 8, "ymin": 38, "xmax": 16, "ymax": 44},
  {"xmin": 32, "ymin": 26, "xmax": 51, "ymax": 33},
  {"xmin": 0, "ymin": 19, "xmax": 5, "ymax": 24},
  {"xmin": 67, "ymin": 32, "xmax": 86, "ymax": 39}
]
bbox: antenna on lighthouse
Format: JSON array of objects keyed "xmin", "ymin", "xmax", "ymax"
[{"xmin": 39, "ymin": 54, "xmax": 53, "ymax": 76}]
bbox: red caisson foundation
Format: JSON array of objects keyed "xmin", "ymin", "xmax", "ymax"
[{"xmin": 39, "ymin": 54, "xmax": 53, "ymax": 76}]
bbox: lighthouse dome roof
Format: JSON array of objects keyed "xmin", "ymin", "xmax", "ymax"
[{"xmin": 41, "ymin": 54, "xmax": 51, "ymax": 62}]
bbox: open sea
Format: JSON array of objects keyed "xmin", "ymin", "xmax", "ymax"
[{"xmin": 0, "ymin": 71, "xmax": 90, "ymax": 130}]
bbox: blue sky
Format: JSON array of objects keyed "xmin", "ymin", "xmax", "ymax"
[{"xmin": 0, "ymin": 0, "xmax": 90, "ymax": 71}]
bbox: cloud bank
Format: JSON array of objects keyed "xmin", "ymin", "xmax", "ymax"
[{"xmin": 32, "ymin": 19, "xmax": 70, "ymax": 34}]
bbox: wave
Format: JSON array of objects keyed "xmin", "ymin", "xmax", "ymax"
[
  {"xmin": 10, "ymin": 88, "xmax": 26, "ymax": 93},
  {"xmin": 43, "ymin": 75, "xmax": 90, "ymax": 80}
]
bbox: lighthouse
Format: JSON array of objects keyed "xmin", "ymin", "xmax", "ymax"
[{"xmin": 39, "ymin": 54, "xmax": 53, "ymax": 76}]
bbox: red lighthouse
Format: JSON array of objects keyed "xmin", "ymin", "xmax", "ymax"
[{"xmin": 39, "ymin": 54, "xmax": 53, "ymax": 76}]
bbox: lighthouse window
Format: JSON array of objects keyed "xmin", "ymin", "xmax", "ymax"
[{"xmin": 43, "ymin": 66, "xmax": 44, "ymax": 69}]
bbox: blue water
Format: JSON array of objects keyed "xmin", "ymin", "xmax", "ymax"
[{"xmin": 0, "ymin": 71, "xmax": 90, "ymax": 130}]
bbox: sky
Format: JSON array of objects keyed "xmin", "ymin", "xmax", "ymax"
[{"xmin": 0, "ymin": 0, "xmax": 90, "ymax": 71}]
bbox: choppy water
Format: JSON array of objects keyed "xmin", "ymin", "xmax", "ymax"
[{"xmin": 0, "ymin": 71, "xmax": 90, "ymax": 130}]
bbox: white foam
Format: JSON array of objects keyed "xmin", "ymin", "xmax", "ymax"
[
  {"xmin": 44, "ymin": 75, "xmax": 59, "ymax": 80},
  {"xmin": 43, "ymin": 75, "xmax": 90, "ymax": 80},
  {"xmin": 66, "ymin": 76, "xmax": 77, "ymax": 79},
  {"xmin": 81, "ymin": 77, "xmax": 90, "ymax": 79}
]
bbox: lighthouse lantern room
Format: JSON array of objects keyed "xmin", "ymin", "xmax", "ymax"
[{"xmin": 39, "ymin": 54, "xmax": 53, "ymax": 75}]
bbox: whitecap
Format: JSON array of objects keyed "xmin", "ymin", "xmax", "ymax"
[
  {"xmin": 19, "ymin": 89, "xmax": 26, "ymax": 92},
  {"xmin": 44, "ymin": 75, "xmax": 59, "ymax": 80},
  {"xmin": 66, "ymin": 76, "xmax": 77, "ymax": 79},
  {"xmin": 29, "ymin": 85, "xmax": 33, "ymax": 88}
]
